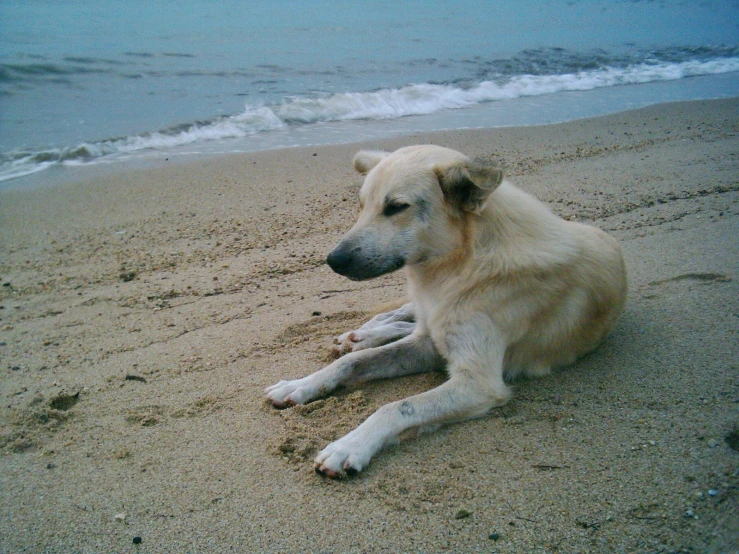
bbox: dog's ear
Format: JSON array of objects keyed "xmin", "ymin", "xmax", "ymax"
[
  {"xmin": 436, "ymin": 158, "xmax": 503, "ymax": 213},
  {"xmin": 353, "ymin": 150, "xmax": 389, "ymax": 174}
]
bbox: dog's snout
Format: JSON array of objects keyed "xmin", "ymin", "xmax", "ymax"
[
  {"xmin": 327, "ymin": 237, "xmax": 404, "ymax": 281},
  {"xmin": 327, "ymin": 247, "xmax": 357, "ymax": 275}
]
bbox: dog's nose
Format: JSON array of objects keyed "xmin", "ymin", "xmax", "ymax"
[{"xmin": 327, "ymin": 247, "xmax": 354, "ymax": 275}]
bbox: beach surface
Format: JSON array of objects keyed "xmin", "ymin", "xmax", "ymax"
[{"xmin": 1, "ymin": 98, "xmax": 738, "ymax": 553}]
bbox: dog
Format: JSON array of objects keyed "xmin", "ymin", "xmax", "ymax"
[{"xmin": 266, "ymin": 145, "xmax": 627, "ymax": 478}]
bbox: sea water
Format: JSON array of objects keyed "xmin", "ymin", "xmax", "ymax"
[{"xmin": 1, "ymin": 0, "xmax": 738, "ymax": 184}]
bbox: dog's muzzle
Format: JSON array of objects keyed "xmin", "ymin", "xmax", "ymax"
[{"xmin": 327, "ymin": 243, "xmax": 405, "ymax": 281}]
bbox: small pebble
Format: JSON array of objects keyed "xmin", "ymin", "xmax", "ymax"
[
  {"xmin": 133, "ymin": 536, "xmax": 142, "ymax": 544},
  {"xmin": 684, "ymin": 509, "xmax": 695, "ymax": 518},
  {"xmin": 489, "ymin": 532, "xmax": 500, "ymax": 541},
  {"xmin": 708, "ymin": 489, "xmax": 718, "ymax": 496},
  {"xmin": 454, "ymin": 509, "xmax": 471, "ymax": 520},
  {"xmin": 707, "ymin": 438, "xmax": 719, "ymax": 448},
  {"xmin": 46, "ymin": 463, "xmax": 56, "ymax": 469},
  {"xmin": 114, "ymin": 512, "xmax": 126, "ymax": 522}
]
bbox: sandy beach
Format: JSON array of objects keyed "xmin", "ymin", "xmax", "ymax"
[{"xmin": 1, "ymin": 98, "xmax": 738, "ymax": 553}]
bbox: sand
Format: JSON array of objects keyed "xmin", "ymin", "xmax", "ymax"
[{"xmin": 1, "ymin": 98, "xmax": 738, "ymax": 553}]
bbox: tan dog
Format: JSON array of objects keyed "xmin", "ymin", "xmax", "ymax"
[{"xmin": 266, "ymin": 145, "xmax": 627, "ymax": 478}]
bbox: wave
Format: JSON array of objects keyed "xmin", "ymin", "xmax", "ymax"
[
  {"xmin": 0, "ymin": 107, "xmax": 285, "ymax": 182},
  {"xmin": 4, "ymin": 45, "xmax": 738, "ymax": 85},
  {"xmin": 0, "ymin": 62, "xmax": 111, "ymax": 82},
  {"xmin": 273, "ymin": 56, "xmax": 739, "ymax": 124},
  {"xmin": 470, "ymin": 45, "xmax": 739, "ymax": 79},
  {"xmin": 2, "ymin": 54, "xmax": 738, "ymax": 182}
]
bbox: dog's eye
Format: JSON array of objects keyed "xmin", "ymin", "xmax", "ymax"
[{"xmin": 383, "ymin": 201, "xmax": 410, "ymax": 217}]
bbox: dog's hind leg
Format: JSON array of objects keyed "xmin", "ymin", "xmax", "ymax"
[
  {"xmin": 314, "ymin": 316, "xmax": 511, "ymax": 477},
  {"xmin": 266, "ymin": 329, "xmax": 441, "ymax": 408},
  {"xmin": 333, "ymin": 302, "xmax": 416, "ymax": 356}
]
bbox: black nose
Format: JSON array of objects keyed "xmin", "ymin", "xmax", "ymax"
[{"xmin": 327, "ymin": 247, "xmax": 354, "ymax": 275}]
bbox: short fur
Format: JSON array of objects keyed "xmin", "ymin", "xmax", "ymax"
[{"xmin": 266, "ymin": 145, "xmax": 627, "ymax": 478}]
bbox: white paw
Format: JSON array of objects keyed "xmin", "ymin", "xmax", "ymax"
[
  {"xmin": 332, "ymin": 322, "xmax": 416, "ymax": 357},
  {"xmin": 332, "ymin": 330, "xmax": 369, "ymax": 356},
  {"xmin": 314, "ymin": 435, "xmax": 374, "ymax": 478},
  {"xmin": 264, "ymin": 377, "xmax": 320, "ymax": 408}
]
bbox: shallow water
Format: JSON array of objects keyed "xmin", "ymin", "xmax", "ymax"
[{"xmin": 1, "ymin": 0, "xmax": 737, "ymax": 183}]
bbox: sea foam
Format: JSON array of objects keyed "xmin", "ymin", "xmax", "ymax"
[{"xmin": 1, "ymin": 56, "xmax": 738, "ymax": 183}]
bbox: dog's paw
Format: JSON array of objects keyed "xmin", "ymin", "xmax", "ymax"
[
  {"xmin": 332, "ymin": 330, "xmax": 366, "ymax": 357},
  {"xmin": 264, "ymin": 377, "xmax": 320, "ymax": 408},
  {"xmin": 313, "ymin": 436, "xmax": 373, "ymax": 478},
  {"xmin": 332, "ymin": 321, "xmax": 416, "ymax": 357}
]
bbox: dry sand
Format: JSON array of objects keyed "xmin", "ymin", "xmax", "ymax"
[{"xmin": 1, "ymin": 98, "xmax": 738, "ymax": 553}]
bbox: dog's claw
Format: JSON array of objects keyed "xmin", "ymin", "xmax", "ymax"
[
  {"xmin": 314, "ymin": 464, "xmax": 343, "ymax": 479},
  {"xmin": 314, "ymin": 436, "xmax": 372, "ymax": 478},
  {"xmin": 269, "ymin": 397, "xmax": 296, "ymax": 409},
  {"xmin": 332, "ymin": 330, "xmax": 362, "ymax": 357},
  {"xmin": 314, "ymin": 462, "xmax": 357, "ymax": 479}
]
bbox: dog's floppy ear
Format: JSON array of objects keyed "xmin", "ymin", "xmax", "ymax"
[
  {"xmin": 436, "ymin": 158, "xmax": 503, "ymax": 213},
  {"xmin": 353, "ymin": 150, "xmax": 389, "ymax": 174}
]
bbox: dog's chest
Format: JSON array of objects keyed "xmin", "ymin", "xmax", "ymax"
[{"xmin": 410, "ymin": 281, "xmax": 460, "ymax": 352}]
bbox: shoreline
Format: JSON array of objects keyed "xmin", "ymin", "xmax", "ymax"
[
  {"xmin": 4, "ymin": 72, "xmax": 739, "ymax": 192},
  {"xmin": 1, "ymin": 98, "xmax": 738, "ymax": 552}
]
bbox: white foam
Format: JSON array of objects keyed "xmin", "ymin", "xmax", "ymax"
[
  {"xmin": 270, "ymin": 57, "xmax": 739, "ymax": 124},
  {"xmin": 0, "ymin": 159, "xmax": 56, "ymax": 183},
  {"xmin": 1, "ymin": 56, "xmax": 738, "ymax": 183},
  {"xmin": 63, "ymin": 106, "xmax": 286, "ymax": 160}
]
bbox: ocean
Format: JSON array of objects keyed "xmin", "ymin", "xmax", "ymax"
[{"xmin": 1, "ymin": 0, "xmax": 738, "ymax": 185}]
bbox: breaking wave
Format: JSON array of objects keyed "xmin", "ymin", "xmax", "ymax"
[{"xmin": 2, "ymin": 55, "xmax": 738, "ymax": 182}]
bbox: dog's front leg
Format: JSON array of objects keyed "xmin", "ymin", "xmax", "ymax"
[
  {"xmin": 265, "ymin": 331, "xmax": 443, "ymax": 408},
  {"xmin": 314, "ymin": 316, "xmax": 511, "ymax": 477}
]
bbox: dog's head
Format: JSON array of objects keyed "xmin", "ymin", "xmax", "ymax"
[{"xmin": 327, "ymin": 145, "xmax": 503, "ymax": 281}]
